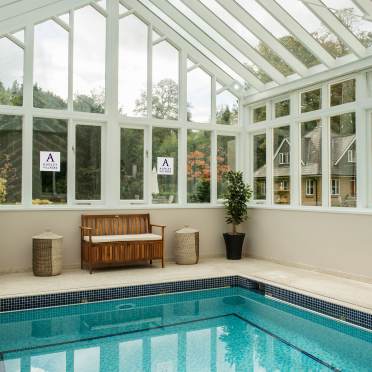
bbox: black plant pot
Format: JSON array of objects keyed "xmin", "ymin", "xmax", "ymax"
[{"xmin": 223, "ymin": 233, "xmax": 245, "ymax": 260}]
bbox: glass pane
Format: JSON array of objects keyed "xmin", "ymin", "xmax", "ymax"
[
  {"xmin": 0, "ymin": 114, "xmax": 22, "ymax": 204},
  {"xmin": 73, "ymin": 5, "xmax": 106, "ymax": 113},
  {"xmin": 330, "ymin": 112, "xmax": 356, "ymax": 207},
  {"xmin": 75, "ymin": 125, "xmax": 101, "ymax": 200},
  {"xmin": 187, "ymin": 68, "xmax": 211, "ymax": 123},
  {"xmin": 119, "ymin": 15, "xmax": 148, "ymax": 117},
  {"xmin": 34, "ymin": 20, "xmax": 68, "ymax": 109},
  {"xmin": 217, "ymin": 135, "xmax": 236, "ymax": 199},
  {"xmin": 0, "ymin": 37, "xmax": 23, "ymax": 106},
  {"xmin": 253, "ymin": 105, "xmax": 266, "ymax": 123},
  {"xmin": 152, "ymin": 41, "xmax": 179, "ymax": 120},
  {"xmin": 301, "ymin": 89, "xmax": 321, "ymax": 113},
  {"xmin": 32, "ymin": 118, "xmax": 67, "ymax": 205},
  {"xmin": 152, "ymin": 127, "xmax": 178, "ymax": 204},
  {"xmin": 301, "ymin": 120, "xmax": 322, "ymax": 206},
  {"xmin": 275, "ymin": 0, "xmax": 351, "ymax": 58},
  {"xmin": 120, "ymin": 128, "xmax": 144, "ymax": 200},
  {"xmin": 330, "ymin": 79, "xmax": 356, "ymax": 107},
  {"xmin": 273, "ymin": 126, "xmax": 290, "ymax": 204},
  {"xmin": 216, "ymin": 90, "xmax": 238, "ymax": 125},
  {"xmin": 322, "ymin": 0, "xmax": 372, "ymax": 48},
  {"xmin": 236, "ymin": 0, "xmax": 320, "ymax": 68},
  {"xmin": 187, "ymin": 130, "xmax": 210, "ymax": 203},
  {"xmin": 253, "ymin": 133, "xmax": 266, "ymax": 200},
  {"xmin": 275, "ymin": 99, "xmax": 290, "ymax": 118}
]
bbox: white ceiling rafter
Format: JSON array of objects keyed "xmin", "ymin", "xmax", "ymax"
[
  {"xmin": 353, "ymin": 0, "xmax": 372, "ymax": 19},
  {"xmin": 303, "ymin": 0, "xmax": 366, "ymax": 58},
  {"xmin": 0, "ymin": 0, "xmax": 91, "ymax": 34},
  {"xmin": 148, "ymin": 0, "xmax": 265, "ymax": 90},
  {"xmin": 214, "ymin": 0, "xmax": 308, "ymax": 77},
  {"xmin": 122, "ymin": 0, "xmax": 238, "ymax": 91},
  {"xmin": 255, "ymin": 0, "xmax": 335, "ymax": 68},
  {"xmin": 180, "ymin": 0, "xmax": 286, "ymax": 84}
]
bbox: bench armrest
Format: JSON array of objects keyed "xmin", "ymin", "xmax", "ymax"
[
  {"xmin": 150, "ymin": 224, "xmax": 166, "ymax": 238},
  {"xmin": 80, "ymin": 226, "xmax": 93, "ymax": 242}
]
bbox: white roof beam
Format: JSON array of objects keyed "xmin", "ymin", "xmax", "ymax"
[
  {"xmin": 353, "ymin": 0, "xmax": 372, "ymax": 19},
  {"xmin": 214, "ymin": 0, "xmax": 308, "ymax": 77},
  {"xmin": 304, "ymin": 0, "xmax": 366, "ymax": 58},
  {"xmin": 180, "ymin": 0, "xmax": 285, "ymax": 84},
  {"xmin": 148, "ymin": 0, "xmax": 265, "ymax": 90},
  {"xmin": 255, "ymin": 0, "xmax": 335, "ymax": 68},
  {"xmin": 122, "ymin": 0, "xmax": 237, "ymax": 89},
  {"xmin": 0, "ymin": 0, "xmax": 91, "ymax": 35}
]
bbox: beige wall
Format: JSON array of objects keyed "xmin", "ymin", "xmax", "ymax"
[
  {"xmin": 244, "ymin": 208, "xmax": 372, "ymax": 281},
  {"xmin": 0, "ymin": 208, "xmax": 227, "ymax": 273}
]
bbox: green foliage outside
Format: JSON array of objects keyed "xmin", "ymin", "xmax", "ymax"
[{"xmin": 223, "ymin": 171, "xmax": 252, "ymax": 234}]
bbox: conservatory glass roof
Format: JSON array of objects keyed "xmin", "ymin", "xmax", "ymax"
[{"xmin": 0, "ymin": 0, "xmax": 371, "ymax": 99}]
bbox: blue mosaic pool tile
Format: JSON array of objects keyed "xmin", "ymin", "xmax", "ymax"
[
  {"xmin": 0, "ymin": 276, "xmax": 237, "ymax": 312},
  {"xmin": 1, "ymin": 275, "xmax": 371, "ymax": 331},
  {"xmin": 264, "ymin": 284, "xmax": 372, "ymax": 331}
]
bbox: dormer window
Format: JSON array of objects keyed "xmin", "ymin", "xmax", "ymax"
[{"xmin": 279, "ymin": 152, "xmax": 289, "ymax": 164}]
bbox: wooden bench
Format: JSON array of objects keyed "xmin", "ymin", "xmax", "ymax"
[{"xmin": 80, "ymin": 214, "xmax": 165, "ymax": 273}]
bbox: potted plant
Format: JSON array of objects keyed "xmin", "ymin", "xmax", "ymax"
[{"xmin": 222, "ymin": 171, "xmax": 252, "ymax": 260}]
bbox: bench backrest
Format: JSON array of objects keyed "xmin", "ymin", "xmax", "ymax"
[{"xmin": 81, "ymin": 214, "xmax": 150, "ymax": 236}]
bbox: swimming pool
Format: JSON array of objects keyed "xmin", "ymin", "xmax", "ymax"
[{"xmin": 1, "ymin": 287, "xmax": 371, "ymax": 371}]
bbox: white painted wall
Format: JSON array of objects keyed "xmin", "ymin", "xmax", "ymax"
[
  {"xmin": 244, "ymin": 208, "xmax": 372, "ymax": 281},
  {"xmin": 0, "ymin": 208, "xmax": 227, "ymax": 273}
]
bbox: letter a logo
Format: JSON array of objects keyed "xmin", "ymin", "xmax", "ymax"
[
  {"xmin": 162, "ymin": 158, "xmax": 169, "ymax": 167},
  {"xmin": 46, "ymin": 153, "xmax": 55, "ymax": 162}
]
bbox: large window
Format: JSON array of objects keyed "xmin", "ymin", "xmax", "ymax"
[
  {"xmin": 273, "ymin": 126, "xmax": 290, "ymax": 204},
  {"xmin": 216, "ymin": 90, "xmax": 238, "ymax": 125},
  {"xmin": 75, "ymin": 125, "xmax": 102, "ymax": 201},
  {"xmin": 119, "ymin": 15, "xmax": 148, "ymax": 117},
  {"xmin": 0, "ymin": 35, "xmax": 23, "ymax": 106},
  {"xmin": 187, "ymin": 130, "xmax": 210, "ymax": 203},
  {"xmin": 330, "ymin": 113, "xmax": 356, "ymax": 207},
  {"xmin": 301, "ymin": 120, "xmax": 322, "ymax": 206},
  {"xmin": 152, "ymin": 40, "xmax": 179, "ymax": 120},
  {"xmin": 217, "ymin": 135, "xmax": 236, "ymax": 199},
  {"xmin": 34, "ymin": 20, "xmax": 69, "ymax": 109},
  {"xmin": 187, "ymin": 68, "xmax": 211, "ymax": 123},
  {"xmin": 120, "ymin": 128, "xmax": 144, "ymax": 200},
  {"xmin": 32, "ymin": 118, "xmax": 67, "ymax": 205},
  {"xmin": 152, "ymin": 128, "xmax": 178, "ymax": 203},
  {"xmin": 0, "ymin": 115, "xmax": 22, "ymax": 204},
  {"xmin": 73, "ymin": 5, "xmax": 106, "ymax": 113},
  {"xmin": 253, "ymin": 133, "xmax": 266, "ymax": 200}
]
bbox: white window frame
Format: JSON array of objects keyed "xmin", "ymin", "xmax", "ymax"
[
  {"xmin": 278, "ymin": 152, "xmax": 289, "ymax": 165},
  {"xmin": 305, "ymin": 178, "xmax": 315, "ymax": 196},
  {"xmin": 250, "ymin": 130, "xmax": 267, "ymax": 204},
  {"xmin": 331, "ymin": 178, "xmax": 340, "ymax": 196},
  {"xmin": 347, "ymin": 149, "xmax": 354, "ymax": 163}
]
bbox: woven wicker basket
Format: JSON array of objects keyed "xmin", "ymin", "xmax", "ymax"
[
  {"xmin": 175, "ymin": 226, "xmax": 199, "ymax": 265},
  {"xmin": 32, "ymin": 231, "xmax": 63, "ymax": 276}
]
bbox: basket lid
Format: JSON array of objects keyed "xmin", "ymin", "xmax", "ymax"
[
  {"xmin": 176, "ymin": 225, "xmax": 199, "ymax": 234},
  {"xmin": 33, "ymin": 230, "xmax": 63, "ymax": 240}
]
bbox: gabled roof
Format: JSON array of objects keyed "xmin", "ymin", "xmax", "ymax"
[
  {"xmin": 1, "ymin": 0, "xmax": 372, "ymax": 100},
  {"xmin": 333, "ymin": 135, "xmax": 356, "ymax": 165}
]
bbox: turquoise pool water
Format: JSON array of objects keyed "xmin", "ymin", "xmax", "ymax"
[{"xmin": 1, "ymin": 287, "xmax": 371, "ymax": 371}]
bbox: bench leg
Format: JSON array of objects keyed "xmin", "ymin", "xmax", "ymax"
[
  {"xmin": 161, "ymin": 257, "xmax": 164, "ymax": 268},
  {"xmin": 150, "ymin": 259, "xmax": 152, "ymax": 265}
]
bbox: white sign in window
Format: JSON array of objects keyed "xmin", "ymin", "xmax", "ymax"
[
  {"xmin": 40, "ymin": 151, "xmax": 60, "ymax": 172},
  {"xmin": 157, "ymin": 157, "xmax": 174, "ymax": 175}
]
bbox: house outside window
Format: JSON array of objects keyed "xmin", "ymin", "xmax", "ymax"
[
  {"xmin": 279, "ymin": 152, "xmax": 289, "ymax": 165},
  {"xmin": 305, "ymin": 179, "xmax": 315, "ymax": 196},
  {"xmin": 280, "ymin": 179, "xmax": 289, "ymax": 191},
  {"xmin": 331, "ymin": 179, "xmax": 340, "ymax": 195}
]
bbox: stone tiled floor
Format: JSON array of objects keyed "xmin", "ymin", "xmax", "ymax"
[{"xmin": 1, "ymin": 257, "xmax": 372, "ymax": 314}]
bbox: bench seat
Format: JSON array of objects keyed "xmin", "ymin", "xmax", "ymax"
[{"xmin": 83, "ymin": 233, "xmax": 162, "ymax": 243}]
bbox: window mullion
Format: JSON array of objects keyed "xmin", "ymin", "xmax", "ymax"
[
  {"xmin": 67, "ymin": 9, "xmax": 73, "ymax": 112},
  {"xmin": 321, "ymin": 115, "xmax": 330, "ymax": 208},
  {"xmin": 211, "ymin": 130, "xmax": 217, "ymax": 204},
  {"xmin": 22, "ymin": 23, "xmax": 34, "ymax": 207},
  {"xmin": 266, "ymin": 127, "xmax": 273, "ymax": 206},
  {"xmin": 179, "ymin": 126, "xmax": 187, "ymax": 205}
]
